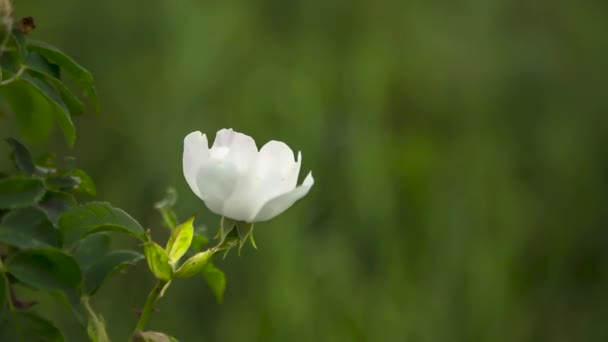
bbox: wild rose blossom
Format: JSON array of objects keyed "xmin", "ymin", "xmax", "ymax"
[{"xmin": 183, "ymin": 128, "xmax": 314, "ymax": 222}]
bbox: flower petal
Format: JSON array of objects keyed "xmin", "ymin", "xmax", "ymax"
[
  {"xmin": 211, "ymin": 128, "xmax": 235, "ymax": 148},
  {"xmin": 222, "ymin": 141, "xmax": 300, "ymax": 221},
  {"xmin": 195, "ymin": 157, "xmax": 240, "ymax": 216},
  {"xmin": 225, "ymin": 131, "xmax": 258, "ymax": 171},
  {"xmin": 209, "ymin": 128, "xmax": 258, "ymax": 171},
  {"xmin": 252, "ymin": 171, "xmax": 314, "ymax": 222},
  {"xmin": 183, "ymin": 131, "xmax": 209, "ymax": 199},
  {"xmin": 285, "ymin": 151, "xmax": 302, "ymax": 190},
  {"xmin": 252, "ymin": 140, "xmax": 299, "ymax": 197},
  {"xmin": 258, "ymin": 140, "xmax": 296, "ymax": 175},
  {"xmin": 194, "ymin": 129, "xmax": 258, "ymax": 218}
]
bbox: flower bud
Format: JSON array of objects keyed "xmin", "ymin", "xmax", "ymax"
[{"xmin": 173, "ymin": 250, "xmax": 212, "ymax": 278}]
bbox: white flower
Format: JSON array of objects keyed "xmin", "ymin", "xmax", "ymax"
[{"xmin": 183, "ymin": 128, "xmax": 314, "ymax": 223}]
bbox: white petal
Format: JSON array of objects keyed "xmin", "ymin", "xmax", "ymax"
[
  {"xmin": 211, "ymin": 128, "xmax": 235, "ymax": 148},
  {"xmin": 252, "ymin": 171, "xmax": 314, "ymax": 222},
  {"xmin": 223, "ymin": 141, "xmax": 299, "ymax": 221},
  {"xmin": 258, "ymin": 140, "xmax": 296, "ymax": 174},
  {"xmin": 254, "ymin": 140, "xmax": 299, "ymax": 196},
  {"xmin": 226, "ymin": 141, "xmax": 299, "ymax": 221},
  {"xmin": 195, "ymin": 157, "xmax": 240, "ymax": 216},
  {"xmin": 194, "ymin": 129, "xmax": 258, "ymax": 218},
  {"xmin": 182, "ymin": 131, "xmax": 209, "ymax": 200},
  {"xmin": 225, "ymin": 132, "xmax": 258, "ymax": 171},
  {"xmin": 285, "ymin": 151, "xmax": 302, "ymax": 190}
]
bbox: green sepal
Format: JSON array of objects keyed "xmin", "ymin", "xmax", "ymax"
[
  {"xmin": 217, "ymin": 217, "xmax": 236, "ymax": 241},
  {"xmin": 236, "ymin": 222, "xmax": 255, "ymax": 255},
  {"xmin": 143, "ymin": 241, "xmax": 172, "ymax": 281},
  {"xmin": 173, "ymin": 250, "xmax": 213, "ymax": 278},
  {"xmin": 165, "ymin": 216, "xmax": 195, "ymax": 265}
]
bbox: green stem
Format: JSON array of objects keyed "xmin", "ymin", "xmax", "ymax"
[
  {"xmin": 0, "ymin": 64, "xmax": 24, "ymax": 85},
  {"xmin": 3, "ymin": 272, "xmax": 22, "ymax": 340},
  {"xmin": 83, "ymin": 297, "xmax": 110, "ymax": 342},
  {"xmin": 0, "ymin": 16, "xmax": 13, "ymax": 62},
  {"xmin": 133, "ymin": 279, "xmax": 167, "ymax": 335}
]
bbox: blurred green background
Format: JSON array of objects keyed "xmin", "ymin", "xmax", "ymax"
[{"xmin": 2, "ymin": 0, "xmax": 608, "ymax": 341}]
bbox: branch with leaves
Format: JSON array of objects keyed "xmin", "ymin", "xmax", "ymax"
[{"xmin": 0, "ymin": 6, "xmax": 314, "ymax": 342}]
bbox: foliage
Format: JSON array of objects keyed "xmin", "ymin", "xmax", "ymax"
[{"xmin": 0, "ymin": 10, "xmax": 232, "ymax": 342}]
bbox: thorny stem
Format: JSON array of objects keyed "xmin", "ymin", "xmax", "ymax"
[
  {"xmin": 132, "ymin": 279, "xmax": 167, "ymax": 337},
  {"xmin": 132, "ymin": 220, "xmax": 236, "ymax": 339}
]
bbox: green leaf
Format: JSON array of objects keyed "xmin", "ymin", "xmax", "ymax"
[
  {"xmin": 10, "ymin": 29, "xmax": 28, "ymax": 63},
  {"xmin": 49, "ymin": 288, "xmax": 85, "ymax": 325},
  {"xmin": 0, "ymin": 27, "xmax": 21, "ymax": 70},
  {"xmin": 25, "ymin": 53, "xmax": 87, "ymax": 116},
  {"xmin": 7, "ymin": 248, "xmax": 82, "ymax": 293},
  {"xmin": 5, "ymin": 138, "xmax": 35, "ymax": 176},
  {"xmin": 35, "ymin": 152, "xmax": 56, "ymax": 170},
  {"xmin": 0, "ymin": 79, "xmax": 55, "ymax": 143},
  {"xmin": 21, "ymin": 312, "xmax": 65, "ymax": 342},
  {"xmin": 74, "ymin": 233, "xmax": 111, "ymax": 271},
  {"xmin": 58, "ymin": 202, "xmax": 145, "ymax": 245},
  {"xmin": 45, "ymin": 174, "xmax": 80, "ymax": 190},
  {"xmin": 30, "ymin": 70, "xmax": 86, "ymax": 118},
  {"xmin": 190, "ymin": 231, "xmax": 209, "ymax": 252},
  {"xmin": 27, "ymin": 41, "xmax": 100, "ymax": 113},
  {"xmin": 72, "ymin": 169, "xmax": 96, "ymax": 196},
  {"xmin": 202, "ymin": 262, "xmax": 226, "ymax": 303},
  {"xmin": 0, "ymin": 176, "xmax": 45, "ymax": 209},
  {"xmin": 0, "ymin": 311, "xmax": 65, "ymax": 342},
  {"xmin": 44, "ymin": 169, "xmax": 95, "ymax": 195},
  {"xmin": 136, "ymin": 331, "xmax": 180, "ymax": 342},
  {"xmin": 174, "ymin": 250, "xmax": 212, "ymax": 278},
  {"xmin": 37, "ymin": 190, "xmax": 76, "ymax": 224},
  {"xmin": 19, "ymin": 71, "xmax": 75, "ymax": 145},
  {"xmin": 83, "ymin": 250, "xmax": 143, "ymax": 295},
  {"xmin": 143, "ymin": 242, "xmax": 172, "ymax": 281},
  {"xmin": 0, "ymin": 207, "xmax": 61, "ymax": 249},
  {"xmin": 63, "ymin": 156, "xmax": 77, "ymax": 170},
  {"xmin": 165, "ymin": 216, "xmax": 194, "ymax": 265},
  {"xmin": 25, "ymin": 52, "xmax": 60, "ymax": 78}
]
